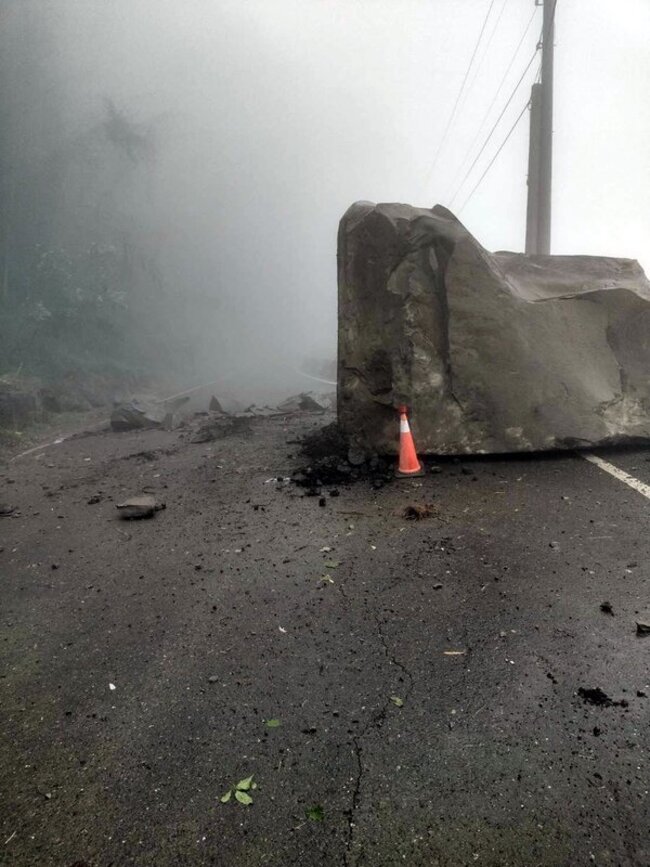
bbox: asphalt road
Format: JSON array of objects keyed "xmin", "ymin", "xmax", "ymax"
[{"xmin": 1, "ymin": 415, "xmax": 649, "ymax": 866}]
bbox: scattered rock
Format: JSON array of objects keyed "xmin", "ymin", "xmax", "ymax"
[
  {"xmin": 578, "ymin": 687, "xmax": 628, "ymax": 708},
  {"xmin": 190, "ymin": 415, "xmax": 250, "ymax": 443},
  {"xmin": 401, "ymin": 503, "xmax": 436, "ymax": 521},
  {"xmin": 277, "ymin": 392, "xmax": 333, "ymax": 413},
  {"xmin": 209, "ymin": 395, "xmax": 225, "ymax": 413},
  {"xmin": 110, "ymin": 399, "xmax": 167, "ymax": 432},
  {"xmin": 116, "ymin": 495, "xmax": 165, "ymax": 520},
  {"xmin": 578, "ymin": 687, "xmax": 613, "ymax": 707}
]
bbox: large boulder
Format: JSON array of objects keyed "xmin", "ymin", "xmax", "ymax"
[{"xmin": 338, "ymin": 202, "xmax": 650, "ymax": 455}]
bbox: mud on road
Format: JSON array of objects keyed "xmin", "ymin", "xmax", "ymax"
[{"xmin": 1, "ymin": 414, "xmax": 649, "ymax": 866}]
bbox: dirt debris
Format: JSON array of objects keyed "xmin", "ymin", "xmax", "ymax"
[
  {"xmin": 400, "ymin": 503, "xmax": 437, "ymax": 521},
  {"xmin": 578, "ymin": 687, "xmax": 628, "ymax": 708}
]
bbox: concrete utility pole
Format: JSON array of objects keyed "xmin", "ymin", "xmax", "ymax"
[
  {"xmin": 525, "ymin": 0, "xmax": 555, "ymax": 254},
  {"xmin": 525, "ymin": 83, "xmax": 542, "ymax": 255}
]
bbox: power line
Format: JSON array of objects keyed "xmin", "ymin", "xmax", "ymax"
[
  {"xmin": 424, "ymin": 0, "xmax": 498, "ymax": 188},
  {"xmin": 443, "ymin": 2, "xmax": 540, "ymax": 202},
  {"xmin": 458, "ymin": 97, "xmax": 531, "ymax": 214},
  {"xmin": 448, "ymin": 41, "xmax": 540, "ymax": 208},
  {"xmin": 460, "ymin": 0, "xmax": 511, "ymax": 117}
]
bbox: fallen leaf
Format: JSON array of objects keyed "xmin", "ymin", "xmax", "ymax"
[
  {"xmin": 235, "ymin": 790, "xmax": 253, "ymax": 805},
  {"xmin": 266, "ymin": 719, "xmax": 281, "ymax": 728},
  {"xmin": 324, "ymin": 561, "xmax": 340, "ymax": 569},
  {"xmin": 220, "ymin": 790, "xmax": 232, "ymax": 803},
  {"xmin": 306, "ymin": 805, "xmax": 324, "ymax": 821},
  {"xmin": 390, "ymin": 696, "xmax": 404, "ymax": 707},
  {"xmin": 443, "ymin": 650, "xmax": 466, "ymax": 656},
  {"xmin": 236, "ymin": 775, "xmax": 254, "ymax": 791},
  {"xmin": 279, "ymin": 626, "xmax": 287, "ymax": 633}
]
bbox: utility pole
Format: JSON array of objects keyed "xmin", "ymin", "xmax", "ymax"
[
  {"xmin": 525, "ymin": 0, "xmax": 555, "ymax": 255},
  {"xmin": 525, "ymin": 83, "xmax": 542, "ymax": 255}
]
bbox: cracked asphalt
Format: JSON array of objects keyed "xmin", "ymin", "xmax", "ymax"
[{"xmin": 1, "ymin": 414, "xmax": 649, "ymax": 866}]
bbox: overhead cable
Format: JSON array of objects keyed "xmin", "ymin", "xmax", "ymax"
[
  {"xmin": 458, "ymin": 97, "xmax": 531, "ymax": 214},
  {"xmin": 448, "ymin": 43, "xmax": 540, "ymax": 208},
  {"xmin": 444, "ymin": 2, "xmax": 540, "ymax": 202},
  {"xmin": 424, "ymin": 0, "xmax": 498, "ymax": 187}
]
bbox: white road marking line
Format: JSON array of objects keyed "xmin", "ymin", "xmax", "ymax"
[{"xmin": 582, "ymin": 452, "xmax": 650, "ymax": 500}]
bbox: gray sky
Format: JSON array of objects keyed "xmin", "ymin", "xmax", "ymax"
[{"xmin": 46, "ymin": 0, "xmax": 650, "ymax": 381}]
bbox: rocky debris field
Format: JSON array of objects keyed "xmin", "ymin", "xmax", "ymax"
[{"xmin": 1, "ymin": 411, "xmax": 649, "ymax": 866}]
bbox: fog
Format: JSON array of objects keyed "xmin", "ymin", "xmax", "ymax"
[{"xmin": 2, "ymin": 0, "xmax": 648, "ymax": 398}]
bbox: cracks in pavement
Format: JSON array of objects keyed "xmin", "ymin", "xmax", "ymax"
[{"xmin": 340, "ymin": 585, "xmax": 415, "ymax": 867}]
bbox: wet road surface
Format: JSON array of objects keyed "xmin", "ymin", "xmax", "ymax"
[{"xmin": 1, "ymin": 416, "xmax": 649, "ymax": 866}]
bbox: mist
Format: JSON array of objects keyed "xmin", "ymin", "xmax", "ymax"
[{"xmin": 1, "ymin": 0, "xmax": 648, "ymax": 397}]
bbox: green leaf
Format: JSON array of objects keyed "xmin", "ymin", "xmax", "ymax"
[
  {"xmin": 220, "ymin": 789, "xmax": 232, "ymax": 803},
  {"xmin": 324, "ymin": 561, "xmax": 340, "ymax": 569},
  {"xmin": 390, "ymin": 696, "xmax": 404, "ymax": 707},
  {"xmin": 306, "ymin": 804, "xmax": 324, "ymax": 821},
  {"xmin": 266, "ymin": 718, "xmax": 281, "ymax": 728},
  {"xmin": 235, "ymin": 790, "xmax": 253, "ymax": 805},
  {"xmin": 236, "ymin": 775, "xmax": 254, "ymax": 791}
]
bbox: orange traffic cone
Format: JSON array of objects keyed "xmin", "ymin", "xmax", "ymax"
[{"xmin": 396, "ymin": 405, "xmax": 425, "ymax": 477}]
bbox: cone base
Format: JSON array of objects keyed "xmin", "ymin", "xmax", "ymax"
[{"xmin": 395, "ymin": 465, "xmax": 425, "ymax": 478}]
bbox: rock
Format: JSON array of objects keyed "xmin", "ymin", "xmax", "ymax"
[
  {"xmin": 337, "ymin": 201, "xmax": 650, "ymax": 454},
  {"xmin": 190, "ymin": 415, "xmax": 249, "ymax": 443},
  {"xmin": 0, "ymin": 503, "xmax": 17, "ymax": 517},
  {"xmin": 636, "ymin": 620, "xmax": 650, "ymax": 636},
  {"xmin": 116, "ymin": 495, "xmax": 165, "ymax": 519},
  {"xmin": 110, "ymin": 399, "xmax": 167, "ymax": 431},
  {"xmin": 209, "ymin": 395, "xmax": 225, "ymax": 413},
  {"xmin": 277, "ymin": 392, "xmax": 329, "ymax": 413}
]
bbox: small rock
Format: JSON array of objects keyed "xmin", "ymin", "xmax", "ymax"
[
  {"xmin": 636, "ymin": 620, "xmax": 650, "ymax": 636},
  {"xmin": 116, "ymin": 495, "xmax": 165, "ymax": 520},
  {"xmin": 207, "ymin": 675, "xmax": 218, "ymax": 683},
  {"xmin": 347, "ymin": 445, "xmax": 366, "ymax": 467},
  {"xmin": 578, "ymin": 687, "xmax": 610, "ymax": 706},
  {"xmin": 600, "ymin": 601, "xmax": 614, "ymax": 615},
  {"xmin": 433, "ymin": 583, "xmax": 443, "ymax": 590}
]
